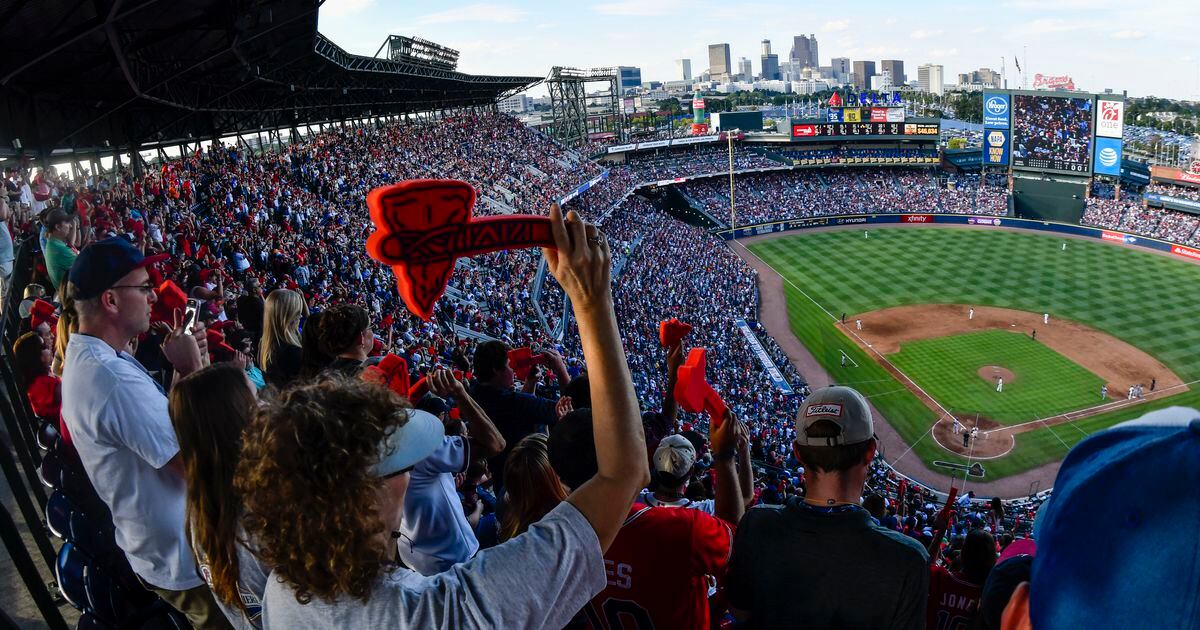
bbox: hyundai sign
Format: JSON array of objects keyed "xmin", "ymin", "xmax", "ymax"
[
  {"xmin": 984, "ymin": 129, "xmax": 1010, "ymax": 165},
  {"xmin": 983, "ymin": 92, "xmax": 1010, "ymax": 129},
  {"xmin": 1094, "ymin": 136, "xmax": 1123, "ymax": 176}
]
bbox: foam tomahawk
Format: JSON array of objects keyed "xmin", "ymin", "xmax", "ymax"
[
  {"xmin": 658, "ymin": 318, "xmax": 693, "ymax": 348},
  {"xmin": 673, "ymin": 347, "xmax": 728, "ymax": 429},
  {"xmin": 366, "ymin": 180, "xmax": 556, "ymax": 320}
]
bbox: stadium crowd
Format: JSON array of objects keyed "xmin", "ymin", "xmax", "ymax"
[
  {"xmin": 1083, "ymin": 183, "xmax": 1200, "ymax": 246},
  {"xmin": 4, "ymin": 111, "xmax": 1194, "ymax": 630}
]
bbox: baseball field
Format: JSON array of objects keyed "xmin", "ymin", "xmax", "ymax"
[{"xmin": 746, "ymin": 226, "xmax": 1200, "ymax": 482}]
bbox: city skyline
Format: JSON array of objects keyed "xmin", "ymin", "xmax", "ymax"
[{"xmin": 318, "ymin": 0, "xmax": 1200, "ymax": 100}]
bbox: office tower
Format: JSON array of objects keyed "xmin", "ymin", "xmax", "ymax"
[
  {"xmin": 708, "ymin": 43, "xmax": 732, "ymax": 82},
  {"xmin": 676, "ymin": 58, "xmax": 692, "ymax": 81}
]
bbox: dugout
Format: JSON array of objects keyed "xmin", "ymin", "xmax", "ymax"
[{"xmin": 1011, "ymin": 174, "xmax": 1087, "ymax": 223}]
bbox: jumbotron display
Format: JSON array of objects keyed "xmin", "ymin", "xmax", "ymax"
[{"xmin": 1011, "ymin": 94, "xmax": 1094, "ymax": 173}]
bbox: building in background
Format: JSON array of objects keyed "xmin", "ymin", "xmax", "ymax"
[
  {"xmin": 708, "ymin": 43, "xmax": 732, "ymax": 82},
  {"xmin": 676, "ymin": 58, "xmax": 692, "ymax": 81},
  {"xmin": 918, "ymin": 63, "xmax": 945, "ymax": 95},
  {"xmin": 498, "ymin": 93, "xmax": 530, "ymax": 113},
  {"xmin": 616, "ymin": 66, "xmax": 642, "ymax": 93},
  {"xmin": 958, "ymin": 67, "xmax": 1002, "ymax": 88},
  {"xmin": 831, "ymin": 57, "xmax": 850, "ymax": 83},
  {"xmin": 739, "ymin": 57, "xmax": 753, "ymax": 82},
  {"xmin": 760, "ymin": 39, "xmax": 780, "ymax": 81},
  {"xmin": 790, "ymin": 34, "xmax": 818, "ymax": 69},
  {"xmin": 852, "ymin": 60, "xmax": 876, "ymax": 91},
  {"xmin": 880, "ymin": 60, "xmax": 905, "ymax": 86},
  {"xmin": 871, "ymin": 70, "xmax": 893, "ymax": 92}
]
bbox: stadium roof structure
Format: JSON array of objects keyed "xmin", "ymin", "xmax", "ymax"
[{"xmin": 0, "ymin": 0, "xmax": 541, "ymax": 158}]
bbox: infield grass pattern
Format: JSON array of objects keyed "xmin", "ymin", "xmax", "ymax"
[
  {"xmin": 748, "ymin": 226, "xmax": 1200, "ymax": 480},
  {"xmin": 888, "ymin": 330, "xmax": 1106, "ymax": 423}
]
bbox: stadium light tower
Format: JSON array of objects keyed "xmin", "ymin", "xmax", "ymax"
[{"xmin": 727, "ymin": 129, "xmax": 741, "ymax": 229}]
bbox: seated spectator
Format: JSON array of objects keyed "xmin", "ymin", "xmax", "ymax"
[
  {"xmin": 727, "ymin": 386, "xmax": 929, "ymax": 629},
  {"xmin": 999, "ymin": 407, "xmax": 1199, "ymax": 629},
  {"xmin": 235, "ymin": 204, "xmax": 649, "ymax": 628},
  {"xmin": 0, "ymin": 196, "xmax": 13, "ymax": 305},
  {"xmin": 394, "ymin": 369, "xmax": 506, "ymax": 575},
  {"xmin": 14, "ymin": 331, "xmax": 61, "ymax": 420},
  {"xmin": 297, "ymin": 310, "xmax": 329, "ymax": 379},
  {"xmin": 548, "ymin": 406, "xmax": 745, "ymax": 629},
  {"xmin": 42, "ymin": 208, "xmax": 77, "ymax": 291},
  {"xmin": 236, "ymin": 276, "xmax": 265, "ymax": 338},
  {"xmin": 499, "ymin": 433, "xmax": 567, "ymax": 541},
  {"xmin": 315, "ymin": 303, "xmax": 372, "ymax": 376},
  {"xmin": 169, "ymin": 363, "xmax": 269, "ymax": 629},
  {"xmin": 926, "ymin": 528, "xmax": 995, "ymax": 630},
  {"xmin": 470, "ymin": 340, "xmax": 569, "ymax": 489},
  {"xmin": 259, "ymin": 289, "xmax": 307, "ymax": 389},
  {"xmin": 59, "ymin": 236, "xmax": 224, "ymax": 625}
]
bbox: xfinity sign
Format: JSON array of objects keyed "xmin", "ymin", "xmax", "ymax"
[{"xmin": 983, "ymin": 92, "xmax": 1010, "ymax": 128}]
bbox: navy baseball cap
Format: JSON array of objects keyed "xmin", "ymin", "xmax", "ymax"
[
  {"xmin": 68, "ymin": 236, "xmax": 168, "ymax": 299},
  {"xmin": 1029, "ymin": 406, "xmax": 1200, "ymax": 628}
]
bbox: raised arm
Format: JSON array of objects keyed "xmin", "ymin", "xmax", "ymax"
[
  {"xmin": 661, "ymin": 342, "xmax": 683, "ymax": 424},
  {"xmin": 429, "ymin": 368, "xmax": 506, "ymax": 459},
  {"xmin": 544, "ymin": 204, "xmax": 647, "ymax": 552},
  {"xmin": 710, "ymin": 410, "xmax": 747, "ymax": 526}
]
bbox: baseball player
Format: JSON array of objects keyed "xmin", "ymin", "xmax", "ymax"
[
  {"xmin": 1062, "ymin": 242, "xmax": 1067, "ymax": 251},
  {"xmin": 952, "ymin": 418, "xmax": 962, "ymax": 434},
  {"xmin": 996, "ymin": 376, "xmax": 1004, "ymax": 393},
  {"xmin": 1043, "ymin": 313, "xmax": 1049, "ymax": 325},
  {"xmin": 1127, "ymin": 385, "xmax": 1135, "ymax": 400},
  {"xmin": 1150, "ymin": 378, "xmax": 1156, "ymax": 392},
  {"xmin": 1101, "ymin": 384, "xmax": 1108, "ymax": 400},
  {"xmin": 841, "ymin": 353, "xmax": 847, "ymax": 367},
  {"xmin": 864, "ymin": 230, "xmax": 869, "ymax": 239},
  {"xmin": 1031, "ymin": 329, "xmax": 1037, "ymax": 341},
  {"xmin": 968, "ymin": 307, "xmax": 975, "ymax": 320},
  {"xmin": 971, "ymin": 426, "xmax": 979, "ymax": 442},
  {"xmin": 962, "ymin": 430, "xmax": 970, "ymax": 448},
  {"xmin": 855, "ymin": 319, "xmax": 862, "ymax": 331}
]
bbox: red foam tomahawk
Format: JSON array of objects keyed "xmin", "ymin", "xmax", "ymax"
[
  {"xmin": 366, "ymin": 180, "xmax": 556, "ymax": 320},
  {"xmin": 658, "ymin": 318, "xmax": 693, "ymax": 348},
  {"xmin": 508, "ymin": 347, "xmax": 546, "ymax": 382},
  {"xmin": 673, "ymin": 347, "xmax": 728, "ymax": 429}
]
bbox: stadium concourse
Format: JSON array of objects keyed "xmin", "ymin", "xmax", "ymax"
[{"xmin": 2, "ymin": 111, "xmax": 1196, "ymax": 629}]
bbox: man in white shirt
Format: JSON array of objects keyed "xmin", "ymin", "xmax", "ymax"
[{"xmin": 60, "ymin": 236, "xmax": 229, "ymax": 628}]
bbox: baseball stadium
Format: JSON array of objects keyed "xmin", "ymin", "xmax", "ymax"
[{"xmin": 1, "ymin": 1, "xmax": 1198, "ymax": 628}]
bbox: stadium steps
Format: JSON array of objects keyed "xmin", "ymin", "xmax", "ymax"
[
  {"xmin": 525, "ymin": 164, "xmax": 550, "ymax": 181},
  {"xmin": 479, "ymin": 195, "xmax": 518, "ymax": 215},
  {"xmin": 529, "ymin": 260, "xmax": 557, "ymax": 339},
  {"xmin": 755, "ymin": 148, "xmax": 793, "ymax": 166},
  {"xmin": 815, "ymin": 172, "xmax": 830, "ymax": 187}
]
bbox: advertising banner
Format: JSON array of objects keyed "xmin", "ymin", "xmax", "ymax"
[
  {"xmin": 606, "ymin": 143, "xmax": 637, "ymax": 154},
  {"xmin": 886, "ymin": 108, "xmax": 905, "ymax": 122},
  {"xmin": 1151, "ymin": 165, "xmax": 1200, "ymax": 185},
  {"xmin": 1093, "ymin": 136, "xmax": 1122, "ymax": 176},
  {"xmin": 693, "ymin": 98, "xmax": 705, "ymax": 109},
  {"xmin": 1032, "ymin": 74, "xmax": 1076, "ymax": 91},
  {"xmin": 1144, "ymin": 193, "xmax": 1200, "ymax": 213},
  {"xmin": 670, "ymin": 135, "xmax": 719, "ymax": 146},
  {"xmin": 1096, "ymin": 99, "xmax": 1124, "ymax": 138},
  {"xmin": 902, "ymin": 214, "xmax": 935, "ymax": 223},
  {"xmin": 736, "ymin": 320, "xmax": 794, "ymax": 395},
  {"xmin": 870, "ymin": 108, "xmax": 888, "ymax": 122},
  {"xmin": 636, "ymin": 139, "xmax": 670, "ymax": 150},
  {"xmin": 968, "ymin": 217, "xmax": 1002, "ymax": 226},
  {"xmin": 984, "ymin": 128, "xmax": 1010, "ymax": 166},
  {"xmin": 1101, "ymin": 230, "xmax": 1126, "ymax": 243},
  {"xmin": 983, "ymin": 92, "xmax": 1011, "ymax": 129},
  {"xmin": 1172, "ymin": 245, "xmax": 1200, "ymax": 261},
  {"xmin": 827, "ymin": 109, "xmax": 843, "ymax": 122},
  {"xmin": 792, "ymin": 124, "xmax": 818, "ymax": 137},
  {"xmin": 844, "ymin": 108, "xmax": 862, "ymax": 122}
]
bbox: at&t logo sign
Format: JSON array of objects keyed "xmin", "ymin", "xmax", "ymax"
[
  {"xmin": 985, "ymin": 97, "xmax": 1008, "ymax": 116},
  {"xmin": 1098, "ymin": 147, "xmax": 1118, "ymax": 168}
]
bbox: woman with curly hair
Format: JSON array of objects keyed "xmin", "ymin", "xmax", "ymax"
[
  {"xmin": 169, "ymin": 363, "xmax": 269, "ymax": 629},
  {"xmin": 237, "ymin": 206, "xmax": 649, "ymax": 628}
]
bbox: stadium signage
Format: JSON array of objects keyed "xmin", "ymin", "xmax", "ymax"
[
  {"xmin": 1172, "ymin": 245, "xmax": 1200, "ymax": 260},
  {"xmin": 886, "ymin": 108, "xmax": 905, "ymax": 123},
  {"xmin": 836, "ymin": 216, "xmax": 868, "ymax": 224},
  {"xmin": 1096, "ymin": 100, "xmax": 1124, "ymax": 138},
  {"xmin": 983, "ymin": 93, "xmax": 1010, "ymax": 128},
  {"xmin": 968, "ymin": 217, "xmax": 1002, "ymax": 226},
  {"xmin": 1144, "ymin": 193, "xmax": 1200, "ymax": 213},
  {"xmin": 736, "ymin": 320, "xmax": 794, "ymax": 395},
  {"xmin": 693, "ymin": 98, "xmax": 705, "ymax": 109},
  {"xmin": 785, "ymin": 217, "xmax": 830, "ymax": 229},
  {"xmin": 1032, "ymin": 73, "xmax": 1076, "ymax": 91},
  {"xmin": 1101, "ymin": 230, "xmax": 1126, "ymax": 243},
  {"xmin": 984, "ymin": 129, "xmax": 1010, "ymax": 166},
  {"xmin": 1149, "ymin": 165, "xmax": 1200, "ymax": 185},
  {"xmin": 792, "ymin": 124, "xmax": 818, "ymax": 137},
  {"xmin": 671, "ymin": 135, "xmax": 719, "ymax": 146},
  {"xmin": 902, "ymin": 214, "xmax": 934, "ymax": 223},
  {"xmin": 606, "ymin": 143, "xmax": 637, "ymax": 154},
  {"xmin": 870, "ymin": 108, "xmax": 888, "ymax": 122},
  {"xmin": 637, "ymin": 140, "xmax": 671, "ymax": 150},
  {"xmin": 1093, "ymin": 137, "xmax": 1123, "ymax": 177}
]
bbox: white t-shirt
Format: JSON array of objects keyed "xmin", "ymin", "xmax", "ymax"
[
  {"xmin": 196, "ymin": 528, "xmax": 270, "ymax": 630},
  {"xmin": 261, "ymin": 501, "xmax": 604, "ymax": 629},
  {"xmin": 396, "ymin": 436, "xmax": 477, "ymax": 575},
  {"xmin": 60, "ymin": 334, "xmax": 202, "ymax": 590}
]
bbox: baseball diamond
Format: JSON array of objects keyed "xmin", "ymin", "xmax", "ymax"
[{"xmin": 741, "ymin": 225, "xmax": 1200, "ymax": 488}]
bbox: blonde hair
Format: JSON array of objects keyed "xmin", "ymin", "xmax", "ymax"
[
  {"xmin": 53, "ymin": 284, "xmax": 79, "ymax": 377},
  {"xmin": 500, "ymin": 434, "xmax": 567, "ymax": 541},
  {"xmin": 259, "ymin": 289, "xmax": 307, "ymax": 371}
]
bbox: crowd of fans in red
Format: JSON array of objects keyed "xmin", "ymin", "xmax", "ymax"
[
  {"xmin": 1082, "ymin": 182, "xmax": 1200, "ymax": 246},
  {"xmin": 3, "ymin": 112, "xmax": 1194, "ymax": 630}
]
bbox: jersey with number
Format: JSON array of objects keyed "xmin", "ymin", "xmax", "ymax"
[
  {"xmin": 926, "ymin": 565, "xmax": 983, "ymax": 630},
  {"xmin": 577, "ymin": 503, "xmax": 732, "ymax": 629}
]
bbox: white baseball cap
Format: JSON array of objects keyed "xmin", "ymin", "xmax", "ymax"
[{"xmin": 653, "ymin": 434, "xmax": 697, "ymax": 479}]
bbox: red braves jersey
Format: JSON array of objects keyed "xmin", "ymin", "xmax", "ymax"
[
  {"xmin": 577, "ymin": 503, "xmax": 732, "ymax": 629},
  {"xmin": 926, "ymin": 565, "xmax": 983, "ymax": 630}
]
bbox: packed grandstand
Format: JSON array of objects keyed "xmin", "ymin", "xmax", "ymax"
[{"xmin": 3, "ymin": 6, "xmax": 1198, "ymax": 630}]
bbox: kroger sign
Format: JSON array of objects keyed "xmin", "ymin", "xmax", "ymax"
[{"xmin": 983, "ymin": 93, "xmax": 1010, "ymax": 128}]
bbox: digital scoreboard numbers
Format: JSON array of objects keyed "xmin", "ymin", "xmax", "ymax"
[
  {"xmin": 792, "ymin": 121, "xmax": 938, "ymax": 138},
  {"xmin": 1011, "ymin": 94, "xmax": 1094, "ymax": 173}
]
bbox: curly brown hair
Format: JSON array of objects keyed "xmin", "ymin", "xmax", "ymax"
[
  {"xmin": 235, "ymin": 375, "xmax": 411, "ymax": 604},
  {"xmin": 316, "ymin": 304, "xmax": 368, "ymax": 357}
]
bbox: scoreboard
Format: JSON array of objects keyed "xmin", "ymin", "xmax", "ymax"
[{"xmin": 791, "ymin": 122, "xmax": 939, "ymax": 138}]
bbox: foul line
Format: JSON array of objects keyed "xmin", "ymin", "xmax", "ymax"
[
  {"xmin": 982, "ymin": 378, "xmax": 1200, "ymax": 435},
  {"xmin": 1034, "ymin": 414, "xmax": 1074, "ymax": 453}
]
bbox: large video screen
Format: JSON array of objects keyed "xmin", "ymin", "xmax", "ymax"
[{"xmin": 1011, "ymin": 94, "xmax": 1093, "ymax": 173}]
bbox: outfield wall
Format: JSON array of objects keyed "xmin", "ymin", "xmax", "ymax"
[{"xmin": 717, "ymin": 213, "xmax": 1200, "ymax": 263}]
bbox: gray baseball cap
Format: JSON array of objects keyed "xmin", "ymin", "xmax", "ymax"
[{"xmin": 795, "ymin": 386, "xmax": 874, "ymax": 446}]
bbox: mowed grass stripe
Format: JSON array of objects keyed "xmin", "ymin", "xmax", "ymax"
[
  {"xmin": 750, "ymin": 227, "xmax": 1200, "ymax": 480},
  {"xmin": 888, "ymin": 330, "xmax": 1105, "ymax": 424}
]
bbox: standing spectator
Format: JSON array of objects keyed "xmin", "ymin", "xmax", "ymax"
[
  {"xmin": 59, "ymin": 237, "xmax": 226, "ymax": 626},
  {"xmin": 926, "ymin": 529, "xmax": 995, "ymax": 630},
  {"xmin": 297, "ymin": 310, "xmax": 330, "ymax": 379},
  {"xmin": 395, "ymin": 369, "xmax": 506, "ymax": 575},
  {"xmin": 727, "ymin": 386, "xmax": 929, "ymax": 629},
  {"xmin": 258, "ymin": 289, "xmax": 307, "ymax": 389},
  {"xmin": 169, "ymin": 364, "xmax": 269, "ymax": 629},
  {"xmin": 548, "ymin": 407, "xmax": 746, "ymax": 629},
  {"xmin": 42, "ymin": 208, "xmax": 78, "ymax": 291},
  {"xmin": 0, "ymin": 197, "xmax": 14, "ymax": 305},
  {"xmin": 315, "ymin": 303, "xmax": 372, "ymax": 376},
  {"xmin": 235, "ymin": 276, "xmax": 266, "ymax": 339}
]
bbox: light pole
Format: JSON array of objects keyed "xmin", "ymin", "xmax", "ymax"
[{"xmin": 727, "ymin": 128, "xmax": 740, "ymax": 229}]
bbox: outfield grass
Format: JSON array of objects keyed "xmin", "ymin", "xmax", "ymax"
[
  {"xmin": 888, "ymin": 330, "xmax": 1106, "ymax": 424},
  {"xmin": 748, "ymin": 227, "xmax": 1200, "ymax": 480}
]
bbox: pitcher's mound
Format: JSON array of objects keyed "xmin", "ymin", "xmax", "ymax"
[{"xmin": 978, "ymin": 365, "xmax": 1016, "ymax": 384}]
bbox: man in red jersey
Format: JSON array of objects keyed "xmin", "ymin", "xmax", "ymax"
[
  {"xmin": 927, "ymin": 529, "xmax": 996, "ymax": 630},
  {"xmin": 549, "ymin": 408, "xmax": 747, "ymax": 629}
]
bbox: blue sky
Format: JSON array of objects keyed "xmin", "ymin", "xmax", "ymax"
[{"xmin": 318, "ymin": 0, "xmax": 1200, "ymax": 101}]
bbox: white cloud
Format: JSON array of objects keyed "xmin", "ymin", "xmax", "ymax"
[
  {"xmin": 910, "ymin": 29, "xmax": 944, "ymax": 40},
  {"xmin": 1027, "ymin": 18, "xmax": 1088, "ymax": 34},
  {"xmin": 969, "ymin": 26, "xmax": 986, "ymax": 34},
  {"xmin": 593, "ymin": 1, "xmax": 685, "ymax": 16},
  {"xmin": 320, "ymin": 0, "xmax": 374, "ymax": 18},
  {"xmin": 927, "ymin": 48, "xmax": 959, "ymax": 58},
  {"xmin": 415, "ymin": 3, "xmax": 527, "ymax": 25},
  {"xmin": 1112, "ymin": 29, "xmax": 1146, "ymax": 40},
  {"xmin": 822, "ymin": 19, "xmax": 849, "ymax": 32}
]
